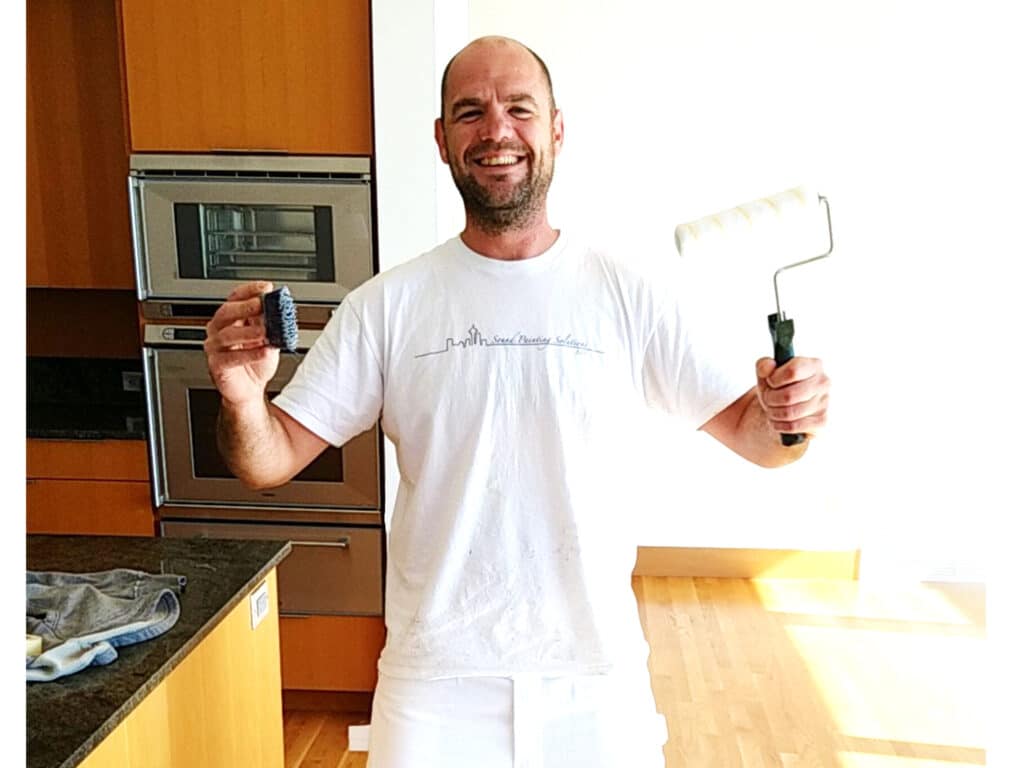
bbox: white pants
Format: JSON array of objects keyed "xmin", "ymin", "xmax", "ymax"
[{"xmin": 367, "ymin": 669, "xmax": 668, "ymax": 768}]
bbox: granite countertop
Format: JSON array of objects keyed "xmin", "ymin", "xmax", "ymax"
[{"xmin": 26, "ymin": 535, "xmax": 292, "ymax": 768}]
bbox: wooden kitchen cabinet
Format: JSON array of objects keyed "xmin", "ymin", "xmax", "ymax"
[
  {"xmin": 78, "ymin": 570, "xmax": 285, "ymax": 768},
  {"xmin": 26, "ymin": 0, "xmax": 135, "ymax": 289},
  {"xmin": 26, "ymin": 439, "xmax": 156, "ymax": 537},
  {"xmin": 280, "ymin": 614, "xmax": 385, "ymax": 692},
  {"xmin": 119, "ymin": 0, "xmax": 373, "ymax": 155}
]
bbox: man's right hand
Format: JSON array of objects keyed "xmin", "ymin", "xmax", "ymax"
[{"xmin": 204, "ymin": 281, "xmax": 279, "ymax": 406}]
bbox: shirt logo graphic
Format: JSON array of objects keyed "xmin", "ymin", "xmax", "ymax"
[{"xmin": 416, "ymin": 325, "xmax": 603, "ymax": 358}]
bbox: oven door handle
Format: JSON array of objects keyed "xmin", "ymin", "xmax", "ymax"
[
  {"xmin": 128, "ymin": 175, "xmax": 150, "ymax": 301},
  {"xmin": 291, "ymin": 537, "xmax": 351, "ymax": 549},
  {"xmin": 142, "ymin": 347, "xmax": 167, "ymax": 508}
]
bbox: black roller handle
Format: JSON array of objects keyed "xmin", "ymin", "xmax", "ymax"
[{"xmin": 767, "ymin": 313, "xmax": 806, "ymax": 446}]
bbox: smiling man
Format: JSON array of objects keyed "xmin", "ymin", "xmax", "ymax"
[
  {"xmin": 204, "ymin": 35, "xmax": 831, "ymax": 768},
  {"xmin": 435, "ymin": 38, "xmax": 562, "ymax": 243}
]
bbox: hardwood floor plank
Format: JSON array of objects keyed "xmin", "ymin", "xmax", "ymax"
[
  {"xmin": 299, "ymin": 712, "xmax": 351, "ymax": 768},
  {"xmin": 337, "ymin": 753, "xmax": 369, "ymax": 768},
  {"xmin": 283, "ymin": 711, "xmax": 325, "ymax": 768}
]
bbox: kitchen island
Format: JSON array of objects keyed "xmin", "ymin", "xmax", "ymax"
[{"xmin": 26, "ymin": 534, "xmax": 291, "ymax": 768}]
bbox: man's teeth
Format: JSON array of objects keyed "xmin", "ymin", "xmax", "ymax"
[{"xmin": 478, "ymin": 156, "xmax": 519, "ymax": 166}]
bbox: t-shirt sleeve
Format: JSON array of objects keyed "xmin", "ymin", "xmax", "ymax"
[
  {"xmin": 271, "ymin": 298, "xmax": 383, "ymax": 447},
  {"xmin": 640, "ymin": 285, "xmax": 755, "ymax": 430}
]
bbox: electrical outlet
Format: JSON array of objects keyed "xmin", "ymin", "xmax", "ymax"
[
  {"xmin": 122, "ymin": 371, "xmax": 142, "ymax": 392},
  {"xmin": 250, "ymin": 581, "xmax": 270, "ymax": 629}
]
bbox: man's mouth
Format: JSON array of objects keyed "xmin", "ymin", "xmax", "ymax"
[{"xmin": 474, "ymin": 154, "xmax": 524, "ymax": 167}]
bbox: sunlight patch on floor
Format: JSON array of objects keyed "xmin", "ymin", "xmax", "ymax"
[
  {"xmin": 785, "ymin": 623, "xmax": 986, "ymax": 757},
  {"xmin": 837, "ymin": 752, "xmax": 984, "ymax": 768},
  {"xmin": 751, "ymin": 578, "xmax": 977, "ymax": 626}
]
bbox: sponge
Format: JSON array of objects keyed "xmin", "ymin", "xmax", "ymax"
[
  {"xmin": 263, "ymin": 286, "xmax": 299, "ymax": 352},
  {"xmin": 26, "ymin": 634, "xmax": 42, "ymax": 658}
]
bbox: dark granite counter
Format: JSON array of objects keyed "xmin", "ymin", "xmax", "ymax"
[{"xmin": 26, "ymin": 535, "xmax": 292, "ymax": 768}]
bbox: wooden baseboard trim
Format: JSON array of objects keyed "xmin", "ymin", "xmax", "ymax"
[
  {"xmin": 633, "ymin": 546, "xmax": 860, "ymax": 579},
  {"xmin": 283, "ymin": 690, "xmax": 374, "ymax": 713}
]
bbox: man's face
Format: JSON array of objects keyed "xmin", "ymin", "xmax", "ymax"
[{"xmin": 435, "ymin": 40, "xmax": 564, "ymax": 234}]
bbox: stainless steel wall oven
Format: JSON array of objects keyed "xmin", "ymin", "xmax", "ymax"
[
  {"xmin": 129, "ymin": 154, "xmax": 374, "ymax": 323},
  {"xmin": 144, "ymin": 324, "xmax": 384, "ymax": 617},
  {"xmin": 133, "ymin": 152, "xmax": 383, "ymax": 618}
]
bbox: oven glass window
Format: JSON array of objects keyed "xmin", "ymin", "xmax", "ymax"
[
  {"xmin": 187, "ymin": 388, "xmax": 343, "ymax": 482},
  {"xmin": 173, "ymin": 203, "xmax": 336, "ymax": 284}
]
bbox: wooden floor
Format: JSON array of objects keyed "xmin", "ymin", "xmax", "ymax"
[{"xmin": 283, "ymin": 577, "xmax": 986, "ymax": 768}]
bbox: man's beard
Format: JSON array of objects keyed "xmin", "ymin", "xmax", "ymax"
[{"xmin": 448, "ymin": 141, "xmax": 554, "ymax": 235}]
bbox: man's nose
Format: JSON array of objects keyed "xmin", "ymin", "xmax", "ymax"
[{"xmin": 478, "ymin": 108, "xmax": 513, "ymax": 142}]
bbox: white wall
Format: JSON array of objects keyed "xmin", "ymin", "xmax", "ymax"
[
  {"xmin": 371, "ymin": 0, "xmax": 468, "ymax": 530},
  {"xmin": 375, "ymin": 0, "xmax": 1020, "ymax": 581}
]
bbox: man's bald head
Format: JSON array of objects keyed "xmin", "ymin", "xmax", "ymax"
[{"xmin": 439, "ymin": 36, "xmax": 556, "ymax": 122}]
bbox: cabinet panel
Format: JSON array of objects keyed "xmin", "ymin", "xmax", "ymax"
[
  {"xmin": 26, "ymin": 0, "xmax": 133, "ymax": 289},
  {"xmin": 80, "ymin": 572, "xmax": 284, "ymax": 768},
  {"xmin": 280, "ymin": 615, "xmax": 384, "ymax": 692},
  {"xmin": 120, "ymin": 0, "xmax": 372, "ymax": 155},
  {"xmin": 26, "ymin": 290, "xmax": 143, "ymax": 359},
  {"xmin": 26, "ymin": 439, "xmax": 154, "ymax": 536},
  {"xmin": 27, "ymin": 439, "xmax": 149, "ymax": 482},
  {"xmin": 27, "ymin": 480, "xmax": 156, "ymax": 537}
]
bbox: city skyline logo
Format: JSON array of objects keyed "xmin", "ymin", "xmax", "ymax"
[{"xmin": 415, "ymin": 324, "xmax": 604, "ymax": 358}]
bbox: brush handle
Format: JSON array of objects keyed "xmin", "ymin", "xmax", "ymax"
[{"xmin": 767, "ymin": 313, "xmax": 806, "ymax": 447}]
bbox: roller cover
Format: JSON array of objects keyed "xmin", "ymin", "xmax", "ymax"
[{"xmin": 674, "ymin": 186, "xmax": 821, "ymax": 262}]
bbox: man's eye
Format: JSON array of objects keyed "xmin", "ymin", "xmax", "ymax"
[
  {"xmin": 510, "ymin": 107, "xmax": 533, "ymax": 117},
  {"xmin": 456, "ymin": 110, "xmax": 482, "ymax": 121}
]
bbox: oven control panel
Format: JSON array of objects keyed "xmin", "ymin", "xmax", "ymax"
[
  {"xmin": 144, "ymin": 324, "xmax": 320, "ymax": 349},
  {"xmin": 160, "ymin": 326, "xmax": 206, "ymax": 342}
]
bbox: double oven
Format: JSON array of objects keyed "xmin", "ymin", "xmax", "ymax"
[{"xmin": 131, "ymin": 154, "xmax": 383, "ymax": 618}]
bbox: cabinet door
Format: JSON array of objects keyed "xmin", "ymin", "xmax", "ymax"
[
  {"xmin": 26, "ymin": 439, "xmax": 155, "ymax": 536},
  {"xmin": 26, "ymin": 0, "xmax": 134, "ymax": 289},
  {"xmin": 26, "ymin": 480, "xmax": 156, "ymax": 537},
  {"xmin": 79, "ymin": 571, "xmax": 284, "ymax": 768},
  {"xmin": 27, "ymin": 439, "xmax": 150, "ymax": 482},
  {"xmin": 120, "ymin": 0, "xmax": 372, "ymax": 155},
  {"xmin": 279, "ymin": 615, "xmax": 384, "ymax": 692}
]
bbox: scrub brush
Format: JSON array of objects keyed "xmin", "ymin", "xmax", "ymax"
[{"xmin": 263, "ymin": 286, "xmax": 299, "ymax": 352}]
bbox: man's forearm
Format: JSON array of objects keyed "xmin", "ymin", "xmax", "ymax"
[{"xmin": 216, "ymin": 397, "xmax": 292, "ymax": 489}]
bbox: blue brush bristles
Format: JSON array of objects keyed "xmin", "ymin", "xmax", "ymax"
[{"xmin": 264, "ymin": 286, "xmax": 299, "ymax": 352}]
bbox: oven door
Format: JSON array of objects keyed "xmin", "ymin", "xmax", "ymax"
[
  {"xmin": 144, "ymin": 335, "xmax": 380, "ymax": 511},
  {"xmin": 130, "ymin": 157, "xmax": 373, "ymax": 304}
]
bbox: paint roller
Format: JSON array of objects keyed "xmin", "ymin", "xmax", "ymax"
[{"xmin": 674, "ymin": 186, "xmax": 834, "ymax": 446}]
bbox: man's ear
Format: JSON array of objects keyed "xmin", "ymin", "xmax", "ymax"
[
  {"xmin": 551, "ymin": 109, "xmax": 565, "ymax": 157},
  {"xmin": 434, "ymin": 118, "xmax": 450, "ymax": 165}
]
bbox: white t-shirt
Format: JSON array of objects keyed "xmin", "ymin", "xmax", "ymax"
[{"xmin": 273, "ymin": 234, "xmax": 751, "ymax": 680}]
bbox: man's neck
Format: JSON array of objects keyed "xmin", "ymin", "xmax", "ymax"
[{"xmin": 460, "ymin": 218, "xmax": 560, "ymax": 261}]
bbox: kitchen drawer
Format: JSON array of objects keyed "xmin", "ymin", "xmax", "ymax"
[
  {"xmin": 27, "ymin": 479, "xmax": 156, "ymax": 536},
  {"xmin": 280, "ymin": 614, "xmax": 384, "ymax": 692},
  {"xmin": 27, "ymin": 439, "xmax": 149, "ymax": 481},
  {"xmin": 160, "ymin": 520, "xmax": 383, "ymax": 616}
]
